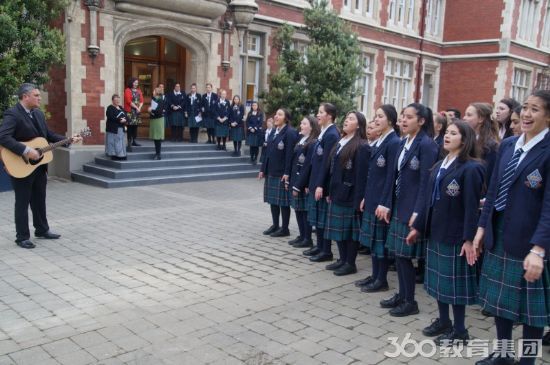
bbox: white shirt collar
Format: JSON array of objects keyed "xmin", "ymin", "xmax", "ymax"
[
  {"xmin": 404, "ymin": 134, "xmax": 416, "ymax": 149},
  {"xmin": 515, "ymin": 128, "xmax": 548, "ymax": 153},
  {"xmin": 369, "ymin": 140, "xmax": 378, "ymax": 146},
  {"xmin": 299, "ymin": 135, "xmax": 309, "ymax": 145},
  {"xmin": 440, "ymin": 155, "xmax": 457, "ymax": 170},
  {"xmin": 318, "ymin": 123, "xmax": 333, "ymax": 141},
  {"xmin": 376, "ymin": 130, "xmax": 395, "ymax": 147},
  {"xmin": 337, "ymin": 135, "xmax": 353, "ymax": 153}
]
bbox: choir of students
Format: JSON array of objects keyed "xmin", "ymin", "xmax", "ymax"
[{"xmin": 261, "ymin": 92, "xmax": 550, "ymax": 365}]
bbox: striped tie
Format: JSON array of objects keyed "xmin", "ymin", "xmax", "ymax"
[
  {"xmin": 395, "ymin": 148, "xmax": 408, "ymax": 198},
  {"xmin": 494, "ymin": 148, "xmax": 524, "ymax": 211}
]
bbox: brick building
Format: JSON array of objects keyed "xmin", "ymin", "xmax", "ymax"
[{"xmin": 43, "ymin": 0, "xmax": 549, "ymax": 174}]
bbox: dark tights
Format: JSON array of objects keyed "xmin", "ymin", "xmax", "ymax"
[
  {"xmin": 371, "ymin": 256, "xmax": 389, "ymax": 283},
  {"xmin": 494, "ymin": 316, "xmax": 544, "ymax": 365},
  {"xmin": 154, "ymin": 140, "xmax": 161, "ymax": 155},
  {"xmin": 217, "ymin": 137, "xmax": 227, "ymax": 147},
  {"xmin": 336, "ymin": 240, "xmax": 359, "ymax": 266},
  {"xmin": 437, "ymin": 301, "xmax": 466, "ymax": 332},
  {"xmin": 395, "ymin": 257, "xmax": 416, "ymax": 302},
  {"xmin": 233, "ymin": 141, "xmax": 242, "ymax": 152},
  {"xmin": 270, "ymin": 205, "xmax": 290, "ymax": 230},
  {"xmin": 294, "ymin": 210, "xmax": 311, "ymax": 242},
  {"xmin": 250, "ymin": 146, "xmax": 260, "ymax": 161}
]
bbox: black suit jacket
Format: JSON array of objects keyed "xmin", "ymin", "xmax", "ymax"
[{"xmin": 0, "ymin": 103, "xmax": 65, "ymax": 156}]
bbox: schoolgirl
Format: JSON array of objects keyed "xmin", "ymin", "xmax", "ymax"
[
  {"xmin": 495, "ymin": 98, "xmax": 521, "ymax": 140},
  {"xmin": 289, "ymin": 116, "xmax": 320, "ymax": 248},
  {"xmin": 229, "ymin": 95, "xmax": 245, "ymax": 156},
  {"xmin": 259, "ymin": 108, "xmax": 299, "ymax": 238},
  {"xmin": 304, "ymin": 103, "xmax": 341, "ymax": 263},
  {"xmin": 246, "ymin": 101, "xmax": 264, "ymax": 164},
  {"xmin": 148, "ymin": 84, "xmax": 166, "ymax": 160},
  {"xmin": 473, "ymin": 90, "xmax": 550, "ymax": 365},
  {"xmin": 323, "ymin": 111, "xmax": 370, "ymax": 276},
  {"xmin": 260, "ymin": 118, "xmax": 274, "ymax": 164},
  {"xmin": 215, "ymin": 89, "xmax": 230, "ymax": 150},
  {"xmin": 166, "ymin": 83, "xmax": 186, "ymax": 142},
  {"xmin": 355, "ymin": 105, "xmax": 401, "ymax": 292},
  {"xmin": 379, "ymin": 103, "xmax": 439, "ymax": 317},
  {"xmin": 408, "ymin": 120, "xmax": 485, "ymax": 345},
  {"xmin": 202, "ymin": 83, "xmax": 219, "ymax": 144}
]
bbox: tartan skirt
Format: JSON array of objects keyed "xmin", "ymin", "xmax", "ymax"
[
  {"xmin": 215, "ymin": 123, "xmax": 229, "ymax": 137},
  {"xmin": 478, "ymin": 213, "xmax": 550, "ymax": 327},
  {"xmin": 386, "ymin": 208, "xmax": 425, "ymax": 259},
  {"xmin": 291, "ymin": 191, "xmax": 308, "ymax": 211},
  {"xmin": 264, "ymin": 176, "xmax": 290, "ymax": 207},
  {"xmin": 246, "ymin": 132, "xmax": 264, "ymax": 147},
  {"xmin": 424, "ymin": 240, "xmax": 478, "ymax": 306},
  {"xmin": 203, "ymin": 117, "xmax": 216, "ymax": 129},
  {"xmin": 230, "ymin": 127, "xmax": 245, "ymax": 141},
  {"xmin": 168, "ymin": 112, "xmax": 185, "ymax": 127},
  {"xmin": 188, "ymin": 116, "xmax": 201, "ymax": 128},
  {"xmin": 359, "ymin": 212, "xmax": 390, "ymax": 258},
  {"xmin": 307, "ymin": 194, "xmax": 328, "ymax": 229},
  {"xmin": 324, "ymin": 203, "xmax": 361, "ymax": 242}
]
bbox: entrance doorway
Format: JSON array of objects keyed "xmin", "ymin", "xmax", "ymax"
[{"xmin": 124, "ymin": 36, "xmax": 188, "ymax": 138}]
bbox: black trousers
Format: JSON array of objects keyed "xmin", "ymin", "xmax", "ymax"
[
  {"xmin": 11, "ymin": 165, "xmax": 49, "ymax": 241},
  {"xmin": 190, "ymin": 127, "xmax": 199, "ymax": 143},
  {"xmin": 127, "ymin": 125, "xmax": 138, "ymax": 142}
]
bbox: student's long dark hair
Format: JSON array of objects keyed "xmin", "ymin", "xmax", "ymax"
[
  {"xmin": 303, "ymin": 115, "xmax": 320, "ymax": 147},
  {"xmin": 469, "ymin": 102, "xmax": 499, "ymax": 154},
  {"xmin": 406, "ymin": 103, "xmax": 435, "ymax": 137},
  {"xmin": 447, "ymin": 120, "xmax": 479, "ymax": 162},
  {"xmin": 321, "ymin": 102, "xmax": 338, "ymax": 122},
  {"xmin": 379, "ymin": 104, "xmax": 400, "ymax": 135},
  {"xmin": 434, "ymin": 112, "xmax": 448, "ymax": 137},
  {"xmin": 334, "ymin": 111, "xmax": 367, "ymax": 168},
  {"xmin": 499, "ymin": 97, "xmax": 521, "ymax": 132},
  {"xmin": 126, "ymin": 77, "xmax": 138, "ymax": 89}
]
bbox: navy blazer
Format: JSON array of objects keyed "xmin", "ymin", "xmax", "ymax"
[
  {"xmin": 246, "ymin": 112, "xmax": 263, "ymax": 133},
  {"xmin": 385, "ymin": 131, "xmax": 440, "ymax": 223},
  {"xmin": 479, "ymin": 134, "xmax": 550, "ymax": 258},
  {"xmin": 0, "ymin": 103, "xmax": 65, "ymax": 156},
  {"xmin": 294, "ymin": 138, "xmax": 316, "ymax": 191},
  {"xmin": 289, "ymin": 139, "xmax": 313, "ymax": 190},
  {"xmin": 307, "ymin": 124, "xmax": 340, "ymax": 194},
  {"xmin": 201, "ymin": 93, "xmax": 218, "ymax": 120},
  {"xmin": 186, "ymin": 93, "xmax": 202, "ymax": 118},
  {"xmin": 328, "ymin": 142, "xmax": 371, "ymax": 208},
  {"xmin": 481, "ymin": 140, "xmax": 498, "ymax": 189},
  {"xmin": 215, "ymin": 99, "xmax": 230, "ymax": 122},
  {"xmin": 165, "ymin": 92, "xmax": 186, "ymax": 116},
  {"xmin": 356, "ymin": 131, "xmax": 402, "ymax": 214},
  {"xmin": 229, "ymin": 104, "xmax": 245, "ymax": 127},
  {"xmin": 261, "ymin": 124, "xmax": 299, "ymax": 177},
  {"xmin": 414, "ymin": 159, "xmax": 485, "ymax": 244}
]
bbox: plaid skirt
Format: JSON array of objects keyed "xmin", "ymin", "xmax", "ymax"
[
  {"xmin": 478, "ymin": 213, "xmax": 550, "ymax": 327},
  {"xmin": 264, "ymin": 176, "xmax": 290, "ymax": 207},
  {"xmin": 215, "ymin": 123, "xmax": 229, "ymax": 137},
  {"xmin": 386, "ymin": 208, "xmax": 425, "ymax": 259},
  {"xmin": 168, "ymin": 112, "xmax": 185, "ymax": 127},
  {"xmin": 424, "ymin": 240, "xmax": 478, "ymax": 306},
  {"xmin": 359, "ymin": 212, "xmax": 389, "ymax": 258},
  {"xmin": 291, "ymin": 191, "xmax": 308, "ymax": 211},
  {"xmin": 324, "ymin": 203, "xmax": 361, "ymax": 242},
  {"xmin": 246, "ymin": 132, "xmax": 264, "ymax": 147},
  {"xmin": 203, "ymin": 117, "xmax": 216, "ymax": 129},
  {"xmin": 230, "ymin": 127, "xmax": 245, "ymax": 141},
  {"xmin": 307, "ymin": 194, "xmax": 328, "ymax": 229}
]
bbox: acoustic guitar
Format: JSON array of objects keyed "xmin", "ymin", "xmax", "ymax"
[{"xmin": 1, "ymin": 127, "xmax": 91, "ymax": 178}]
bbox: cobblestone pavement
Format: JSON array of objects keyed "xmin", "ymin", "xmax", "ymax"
[{"xmin": 0, "ymin": 178, "xmax": 548, "ymax": 365}]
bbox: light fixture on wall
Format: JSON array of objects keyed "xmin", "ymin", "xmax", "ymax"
[
  {"xmin": 228, "ymin": 0, "xmax": 258, "ymax": 47},
  {"xmin": 84, "ymin": 0, "xmax": 101, "ymax": 63}
]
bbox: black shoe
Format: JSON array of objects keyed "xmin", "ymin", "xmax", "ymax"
[
  {"xmin": 380, "ymin": 293, "xmax": 403, "ymax": 309},
  {"xmin": 293, "ymin": 239, "xmax": 313, "ymax": 248},
  {"xmin": 474, "ymin": 353, "xmax": 517, "ymax": 365},
  {"xmin": 325, "ymin": 260, "xmax": 345, "ymax": 271},
  {"xmin": 389, "ymin": 301, "xmax": 419, "ymax": 317},
  {"xmin": 435, "ymin": 329, "xmax": 469, "ymax": 346},
  {"xmin": 358, "ymin": 246, "xmax": 371, "ymax": 255},
  {"xmin": 232, "ymin": 151, "xmax": 238, "ymax": 157},
  {"xmin": 288, "ymin": 236, "xmax": 303, "ymax": 245},
  {"xmin": 309, "ymin": 254, "xmax": 333, "ymax": 262},
  {"xmin": 361, "ymin": 279, "xmax": 389, "ymax": 293},
  {"xmin": 334, "ymin": 263, "xmax": 357, "ymax": 276},
  {"xmin": 132, "ymin": 141, "xmax": 141, "ymax": 147},
  {"xmin": 153, "ymin": 154, "xmax": 160, "ymax": 160},
  {"xmin": 35, "ymin": 231, "xmax": 61, "ymax": 239},
  {"xmin": 354, "ymin": 276, "xmax": 375, "ymax": 287},
  {"xmin": 303, "ymin": 247, "xmax": 321, "ymax": 256},
  {"xmin": 16, "ymin": 240, "xmax": 35, "ymax": 249},
  {"xmin": 270, "ymin": 228, "xmax": 290, "ymax": 237},
  {"xmin": 263, "ymin": 225, "xmax": 279, "ymax": 235},
  {"xmin": 216, "ymin": 145, "xmax": 221, "ymax": 150},
  {"xmin": 542, "ymin": 331, "xmax": 550, "ymax": 346},
  {"xmin": 126, "ymin": 145, "xmax": 132, "ymax": 152},
  {"xmin": 422, "ymin": 318, "xmax": 453, "ymax": 337},
  {"xmin": 222, "ymin": 145, "xmax": 227, "ymax": 150}
]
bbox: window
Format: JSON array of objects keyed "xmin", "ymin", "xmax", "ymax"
[
  {"xmin": 242, "ymin": 34, "xmax": 264, "ymax": 102},
  {"xmin": 247, "ymin": 35, "xmax": 261, "ymax": 56},
  {"xmin": 344, "ymin": 0, "xmax": 374, "ymax": 17},
  {"xmin": 518, "ymin": 0, "xmax": 540, "ymax": 42},
  {"xmin": 512, "ymin": 68, "xmax": 532, "ymax": 102},
  {"xmin": 291, "ymin": 40, "xmax": 308, "ymax": 63},
  {"xmin": 382, "ymin": 58, "xmax": 413, "ymax": 111},
  {"xmin": 357, "ymin": 54, "xmax": 374, "ymax": 116},
  {"xmin": 542, "ymin": 2, "xmax": 550, "ymax": 48},
  {"xmin": 425, "ymin": 0, "xmax": 443, "ymax": 37},
  {"xmin": 422, "ymin": 73, "xmax": 434, "ymax": 109},
  {"xmin": 389, "ymin": 0, "xmax": 415, "ymax": 29}
]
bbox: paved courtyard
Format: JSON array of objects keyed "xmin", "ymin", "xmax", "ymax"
[{"xmin": 0, "ymin": 178, "xmax": 548, "ymax": 365}]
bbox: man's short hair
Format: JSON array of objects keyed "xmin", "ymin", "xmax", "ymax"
[{"xmin": 18, "ymin": 83, "xmax": 37, "ymax": 100}]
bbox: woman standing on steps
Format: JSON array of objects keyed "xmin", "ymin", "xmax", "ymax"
[
  {"xmin": 148, "ymin": 84, "xmax": 166, "ymax": 160},
  {"xmin": 215, "ymin": 90, "xmax": 230, "ymax": 151},
  {"xmin": 246, "ymin": 101, "xmax": 264, "ymax": 164},
  {"xmin": 229, "ymin": 95, "xmax": 245, "ymax": 157},
  {"xmin": 259, "ymin": 108, "xmax": 298, "ymax": 238},
  {"xmin": 105, "ymin": 94, "xmax": 129, "ymax": 161},
  {"xmin": 124, "ymin": 77, "xmax": 144, "ymax": 152}
]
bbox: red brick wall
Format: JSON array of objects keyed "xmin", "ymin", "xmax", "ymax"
[
  {"xmin": 443, "ymin": 0, "xmax": 505, "ymax": 41},
  {"xmin": 217, "ymin": 18, "xmax": 234, "ymax": 96},
  {"xmin": 80, "ymin": 2, "xmax": 105, "ymax": 145},
  {"xmin": 439, "ymin": 60, "xmax": 498, "ymax": 114},
  {"xmin": 373, "ymin": 49, "xmax": 386, "ymax": 107}
]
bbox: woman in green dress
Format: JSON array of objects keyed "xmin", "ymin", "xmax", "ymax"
[{"xmin": 149, "ymin": 84, "xmax": 166, "ymax": 160}]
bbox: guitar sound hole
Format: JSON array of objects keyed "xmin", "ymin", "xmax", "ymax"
[{"xmin": 29, "ymin": 156, "xmax": 44, "ymax": 166}]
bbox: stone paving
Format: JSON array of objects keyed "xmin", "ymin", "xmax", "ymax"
[{"xmin": 0, "ymin": 177, "xmax": 548, "ymax": 365}]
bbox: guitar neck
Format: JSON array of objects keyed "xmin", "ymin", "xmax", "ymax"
[{"xmin": 39, "ymin": 138, "xmax": 72, "ymax": 153}]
